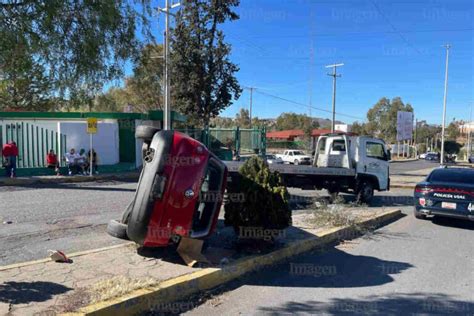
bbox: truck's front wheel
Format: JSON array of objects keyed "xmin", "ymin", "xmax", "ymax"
[
  {"xmin": 356, "ymin": 181, "xmax": 374, "ymax": 204},
  {"xmin": 294, "ymin": 159, "xmax": 299, "ymax": 165}
]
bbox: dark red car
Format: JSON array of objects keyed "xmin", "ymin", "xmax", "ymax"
[{"xmin": 107, "ymin": 128, "xmax": 228, "ymax": 247}]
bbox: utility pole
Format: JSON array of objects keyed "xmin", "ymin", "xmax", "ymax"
[
  {"xmin": 325, "ymin": 63, "xmax": 344, "ymax": 133},
  {"xmin": 243, "ymin": 87, "xmax": 255, "ymax": 128},
  {"xmin": 159, "ymin": 0, "xmax": 181, "ymax": 130},
  {"xmin": 440, "ymin": 44, "xmax": 451, "ymax": 165}
]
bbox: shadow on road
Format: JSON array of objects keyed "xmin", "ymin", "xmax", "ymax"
[
  {"xmin": 258, "ymin": 293, "xmax": 473, "ymax": 315},
  {"xmin": 175, "ymin": 246, "xmax": 414, "ymax": 315},
  {"xmin": 431, "ymin": 216, "xmax": 474, "ymax": 231},
  {"xmin": 0, "ymin": 281, "xmax": 72, "ymax": 305}
]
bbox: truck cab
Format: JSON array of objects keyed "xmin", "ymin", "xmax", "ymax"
[{"xmin": 313, "ymin": 134, "xmax": 390, "ymax": 192}]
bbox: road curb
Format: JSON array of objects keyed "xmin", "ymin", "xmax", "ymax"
[
  {"xmin": 70, "ymin": 209, "xmax": 402, "ymax": 316},
  {"xmin": 0, "ymin": 242, "xmax": 134, "ymax": 272},
  {"xmin": 0, "ymin": 172, "xmax": 140, "ymax": 186},
  {"xmin": 389, "ymin": 158, "xmax": 418, "ymax": 163}
]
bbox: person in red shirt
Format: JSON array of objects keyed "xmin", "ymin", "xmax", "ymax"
[
  {"xmin": 2, "ymin": 141, "xmax": 18, "ymax": 178},
  {"xmin": 46, "ymin": 149, "xmax": 61, "ymax": 176}
]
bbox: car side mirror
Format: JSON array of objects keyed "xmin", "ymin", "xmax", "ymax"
[{"xmin": 386, "ymin": 150, "xmax": 391, "ymax": 161}]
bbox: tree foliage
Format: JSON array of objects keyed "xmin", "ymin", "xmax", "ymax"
[
  {"xmin": 170, "ymin": 0, "xmax": 242, "ymax": 127},
  {"xmin": 365, "ymin": 97, "xmax": 414, "ymax": 143},
  {"xmin": 235, "ymin": 108, "xmax": 251, "ymax": 128},
  {"xmin": 91, "ymin": 44, "xmax": 164, "ymax": 113},
  {"xmin": 446, "ymin": 121, "xmax": 461, "ymax": 141},
  {"xmin": 0, "ymin": 0, "xmax": 153, "ymax": 110},
  {"xmin": 274, "ymin": 112, "xmax": 319, "ymax": 137}
]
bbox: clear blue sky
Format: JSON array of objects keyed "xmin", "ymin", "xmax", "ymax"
[{"xmin": 150, "ymin": 0, "xmax": 473, "ymax": 125}]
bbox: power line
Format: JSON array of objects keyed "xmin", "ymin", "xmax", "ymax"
[
  {"xmin": 370, "ymin": 0, "xmax": 423, "ymax": 55},
  {"xmin": 254, "ymin": 89, "xmax": 365, "ymax": 121},
  {"xmin": 246, "ymin": 28, "xmax": 474, "ymax": 39}
]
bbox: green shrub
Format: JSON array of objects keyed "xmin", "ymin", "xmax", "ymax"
[{"xmin": 224, "ymin": 156, "xmax": 292, "ymax": 235}]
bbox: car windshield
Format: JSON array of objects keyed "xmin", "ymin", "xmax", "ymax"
[
  {"xmin": 266, "ymin": 155, "xmax": 276, "ymax": 159},
  {"xmin": 428, "ymin": 169, "xmax": 474, "ymax": 185}
]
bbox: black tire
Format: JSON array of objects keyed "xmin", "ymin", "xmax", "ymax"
[
  {"xmin": 294, "ymin": 159, "xmax": 299, "ymax": 165},
  {"xmin": 107, "ymin": 219, "xmax": 129, "ymax": 240},
  {"xmin": 414, "ymin": 210, "xmax": 427, "ymax": 220},
  {"xmin": 356, "ymin": 181, "xmax": 374, "ymax": 204},
  {"xmin": 135, "ymin": 125, "xmax": 160, "ymax": 141},
  {"xmin": 121, "ymin": 200, "xmax": 134, "ymax": 224}
]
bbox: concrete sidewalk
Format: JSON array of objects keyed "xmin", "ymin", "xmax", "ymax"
[
  {"xmin": 0, "ymin": 171, "xmax": 140, "ymax": 186},
  {"xmin": 0, "ymin": 207, "xmax": 400, "ymax": 315}
]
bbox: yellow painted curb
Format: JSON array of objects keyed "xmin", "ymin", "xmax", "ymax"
[
  {"xmin": 69, "ymin": 209, "xmax": 402, "ymax": 316},
  {"xmin": 0, "ymin": 242, "xmax": 134, "ymax": 272}
]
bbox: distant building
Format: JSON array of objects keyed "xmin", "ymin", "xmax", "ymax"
[
  {"xmin": 460, "ymin": 122, "xmax": 474, "ymax": 134},
  {"xmin": 335, "ymin": 124, "xmax": 352, "ymax": 133}
]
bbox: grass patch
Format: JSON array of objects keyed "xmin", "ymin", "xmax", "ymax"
[
  {"xmin": 309, "ymin": 206, "xmax": 358, "ymax": 228},
  {"xmin": 88, "ymin": 275, "xmax": 158, "ymax": 304}
]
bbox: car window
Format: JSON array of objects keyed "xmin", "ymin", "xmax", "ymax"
[
  {"xmin": 428, "ymin": 169, "xmax": 474, "ymax": 185},
  {"xmin": 332, "ymin": 140, "xmax": 346, "ymax": 152},
  {"xmin": 293, "ymin": 151, "xmax": 304, "ymax": 155},
  {"xmin": 366, "ymin": 142, "xmax": 385, "ymax": 160},
  {"xmin": 318, "ymin": 138, "xmax": 326, "ymax": 154}
]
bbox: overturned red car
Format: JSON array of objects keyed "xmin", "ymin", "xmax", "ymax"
[{"xmin": 107, "ymin": 127, "xmax": 228, "ymax": 247}]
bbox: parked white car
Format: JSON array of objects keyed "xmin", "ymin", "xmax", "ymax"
[{"xmin": 276, "ymin": 150, "xmax": 312, "ymax": 165}]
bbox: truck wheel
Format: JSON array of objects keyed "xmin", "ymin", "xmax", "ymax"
[
  {"xmin": 294, "ymin": 159, "xmax": 299, "ymax": 165},
  {"xmin": 327, "ymin": 189, "xmax": 339, "ymax": 204},
  {"xmin": 135, "ymin": 125, "xmax": 160, "ymax": 142},
  {"xmin": 107, "ymin": 219, "xmax": 129, "ymax": 240},
  {"xmin": 356, "ymin": 181, "xmax": 374, "ymax": 204}
]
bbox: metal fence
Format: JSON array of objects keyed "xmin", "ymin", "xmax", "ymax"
[
  {"xmin": 0, "ymin": 123, "xmax": 67, "ymax": 168},
  {"xmin": 177, "ymin": 127, "xmax": 266, "ymax": 160}
]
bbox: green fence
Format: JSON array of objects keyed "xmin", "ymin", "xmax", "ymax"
[
  {"xmin": 0, "ymin": 123, "xmax": 67, "ymax": 168},
  {"xmin": 177, "ymin": 126, "xmax": 266, "ymax": 160}
]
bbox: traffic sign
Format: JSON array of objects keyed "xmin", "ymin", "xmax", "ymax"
[{"xmin": 87, "ymin": 118, "xmax": 98, "ymax": 134}]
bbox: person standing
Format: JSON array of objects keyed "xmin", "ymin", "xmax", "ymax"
[{"xmin": 2, "ymin": 141, "xmax": 18, "ymax": 178}]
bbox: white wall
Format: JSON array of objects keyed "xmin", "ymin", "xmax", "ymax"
[{"xmin": 59, "ymin": 121, "xmax": 120, "ymax": 165}]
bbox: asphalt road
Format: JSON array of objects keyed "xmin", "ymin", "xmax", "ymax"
[
  {"xmin": 183, "ymin": 193, "xmax": 474, "ymax": 316},
  {"xmin": 389, "ymin": 159, "xmax": 437, "ymax": 174},
  {"xmin": 0, "ymin": 176, "xmax": 414, "ymax": 267},
  {"xmin": 0, "ymin": 180, "xmax": 136, "ymax": 265}
]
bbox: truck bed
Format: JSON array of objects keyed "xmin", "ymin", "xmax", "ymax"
[{"xmin": 224, "ymin": 161, "xmax": 356, "ymax": 177}]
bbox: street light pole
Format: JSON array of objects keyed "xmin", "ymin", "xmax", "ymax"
[
  {"xmin": 440, "ymin": 44, "xmax": 451, "ymax": 165},
  {"xmin": 325, "ymin": 63, "xmax": 344, "ymax": 133},
  {"xmin": 160, "ymin": 0, "xmax": 180, "ymax": 130}
]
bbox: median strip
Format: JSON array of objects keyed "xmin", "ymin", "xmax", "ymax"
[{"xmin": 73, "ymin": 209, "xmax": 402, "ymax": 316}]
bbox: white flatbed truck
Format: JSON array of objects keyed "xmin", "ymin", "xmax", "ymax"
[{"xmin": 225, "ymin": 134, "xmax": 391, "ymax": 204}]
